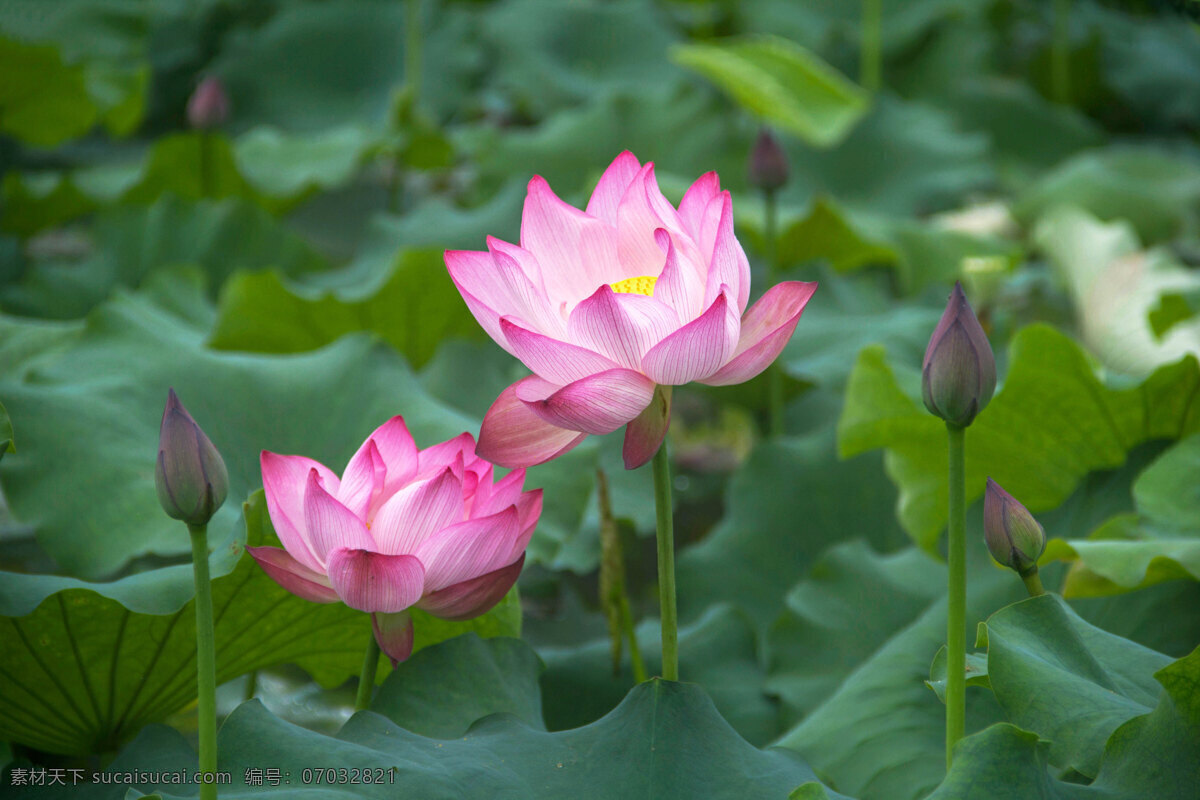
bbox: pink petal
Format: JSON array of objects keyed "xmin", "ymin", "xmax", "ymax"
[
  {"xmin": 585, "ymin": 151, "xmax": 642, "ymax": 223},
  {"xmin": 445, "ymin": 245, "xmax": 564, "ymax": 342},
  {"xmin": 521, "ymin": 368, "xmax": 656, "ymax": 435},
  {"xmin": 416, "ymin": 432, "xmax": 476, "ymax": 481},
  {"xmin": 302, "ymin": 469, "xmax": 374, "ymax": 565},
  {"xmin": 325, "ymin": 547, "xmax": 425, "ymax": 613},
  {"xmin": 700, "ymin": 281, "xmax": 818, "ymax": 386},
  {"xmin": 260, "ymin": 451, "xmax": 340, "ymax": 573},
  {"xmin": 500, "ymin": 317, "xmax": 624, "ymax": 386},
  {"xmin": 247, "ymin": 546, "xmax": 339, "ymax": 603},
  {"xmin": 372, "ymin": 610, "xmax": 415, "ymax": 666},
  {"xmin": 566, "ymin": 285, "xmax": 678, "ymax": 370},
  {"xmin": 616, "ymin": 164, "xmax": 672, "ymax": 278},
  {"xmin": 653, "ymin": 229, "xmax": 706, "ymax": 322},
  {"xmin": 640, "ymin": 291, "xmax": 740, "ymax": 385},
  {"xmin": 369, "ymin": 467, "xmax": 464, "ymax": 555},
  {"xmin": 366, "ymin": 416, "xmax": 420, "ymax": 494},
  {"xmin": 418, "ymin": 555, "xmax": 525, "ymax": 622},
  {"xmin": 478, "ymin": 377, "xmax": 589, "ymax": 468},
  {"xmin": 514, "ymin": 488, "xmax": 543, "ymax": 543},
  {"xmin": 472, "ymin": 468, "xmax": 526, "ymax": 518},
  {"xmin": 623, "ymin": 385, "xmax": 672, "ymax": 469},
  {"xmin": 415, "ymin": 506, "xmax": 521, "ymax": 593},
  {"xmin": 703, "ymin": 192, "xmax": 751, "ymax": 314},
  {"xmin": 520, "ymin": 176, "xmax": 617, "ymax": 304},
  {"xmin": 678, "ymin": 171, "xmax": 720, "ymax": 241},
  {"xmin": 338, "ymin": 439, "xmax": 385, "ymax": 520}
]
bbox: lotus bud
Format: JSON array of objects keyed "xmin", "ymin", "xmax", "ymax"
[
  {"xmin": 922, "ymin": 281, "xmax": 996, "ymax": 428},
  {"xmin": 748, "ymin": 129, "xmax": 789, "ymax": 194},
  {"xmin": 983, "ymin": 479, "xmax": 1045, "ymax": 576},
  {"xmin": 187, "ymin": 77, "xmax": 229, "ymax": 129},
  {"xmin": 156, "ymin": 389, "xmax": 228, "ymax": 526}
]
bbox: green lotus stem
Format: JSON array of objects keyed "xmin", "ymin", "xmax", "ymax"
[
  {"xmin": 355, "ymin": 633, "xmax": 381, "ymax": 712},
  {"xmin": 861, "ymin": 0, "xmax": 882, "ymax": 92},
  {"xmin": 652, "ymin": 443, "xmax": 679, "ymax": 681},
  {"xmin": 1052, "ymin": 0, "xmax": 1071, "ymax": 104},
  {"xmin": 945, "ymin": 424, "xmax": 966, "ymax": 768},
  {"xmin": 188, "ymin": 523, "xmax": 218, "ymax": 800},
  {"xmin": 764, "ymin": 189, "xmax": 785, "ymax": 437},
  {"xmin": 1021, "ymin": 569, "xmax": 1046, "ymax": 598}
]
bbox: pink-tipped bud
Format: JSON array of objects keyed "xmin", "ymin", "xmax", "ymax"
[
  {"xmin": 155, "ymin": 389, "xmax": 228, "ymax": 526},
  {"xmin": 922, "ymin": 282, "xmax": 996, "ymax": 428},
  {"xmin": 984, "ymin": 479, "xmax": 1045, "ymax": 576},
  {"xmin": 748, "ymin": 129, "xmax": 789, "ymax": 193},
  {"xmin": 187, "ymin": 77, "xmax": 229, "ymax": 129}
]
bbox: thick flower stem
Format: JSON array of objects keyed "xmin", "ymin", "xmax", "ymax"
[
  {"xmin": 652, "ymin": 443, "xmax": 679, "ymax": 681},
  {"xmin": 861, "ymin": 0, "xmax": 882, "ymax": 92},
  {"xmin": 188, "ymin": 523, "xmax": 218, "ymax": 800},
  {"xmin": 355, "ymin": 634, "xmax": 381, "ymax": 712},
  {"xmin": 945, "ymin": 424, "xmax": 966, "ymax": 768},
  {"xmin": 1021, "ymin": 569, "xmax": 1047, "ymax": 598}
]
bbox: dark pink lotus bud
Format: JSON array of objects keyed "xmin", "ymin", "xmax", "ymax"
[
  {"xmin": 922, "ymin": 282, "xmax": 996, "ymax": 428},
  {"xmin": 748, "ymin": 129, "xmax": 789, "ymax": 193},
  {"xmin": 156, "ymin": 389, "xmax": 229, "ymax": 526},
  {"xmin": 984, "ymin": 479, "xmax": 1045, "ymax": 575},
  {"xmin": 187, "ymin": 77, "xmax": 229, "ymax": 129}
]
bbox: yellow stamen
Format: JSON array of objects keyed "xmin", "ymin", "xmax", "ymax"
[{"xmin": 610, "ymin": 275, "xmax": 657, "ymax": 297}]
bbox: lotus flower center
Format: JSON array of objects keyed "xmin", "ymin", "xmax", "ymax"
[{"xmin": 610, "ymin": 275, "xmax": 657, "ymax": 297}]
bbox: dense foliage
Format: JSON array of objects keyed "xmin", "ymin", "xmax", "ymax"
[{"xmin": 1, "ymin": 1, "xmax": 1199, "ymax": 798}]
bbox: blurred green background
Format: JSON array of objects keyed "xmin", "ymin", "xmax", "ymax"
[{"xmin": 2, "ymin": 1, "xmax": 1200, "ymax": 798}]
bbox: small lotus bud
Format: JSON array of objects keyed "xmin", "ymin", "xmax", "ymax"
[
  {"xmin": 187, "ymin": 77, "xmax": 229, "ymax": 129},
  {"xmin": 922, "ymin": 281, "xmax": 996, "ymax": 428},
  {"xmin": 748, "ymin": 129, "xmax": 789, "ymax": 193},
  {"xmin": 156, "ymin": 389, "xmax": 228, "ymax": 526},
  {"xmin": 984, "ymin": 479, "xmax": 1045, "ymax": 575}
]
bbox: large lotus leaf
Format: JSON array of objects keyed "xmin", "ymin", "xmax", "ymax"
[
  {"xmin": 357, "ymin": 182, "xmax": 526, "ymax": 254},
  {"xmin": 1033, "ymin": 207, "xmax": 1200, "ymax": 378},
  {"xmin": 0, "ymin": 400, "xmax": 12, "ymax": 460},
  {"xmin": 737, "ymin": 0, "xmax": 978, "ymax": 59},
  {"xmin": 0, "ymin": 491, "xmax": 520, "ymax": 756},
  {"xmin": 675, "ymin": 427, "xmax": 908, "ymax": 630},
  {"xmin": 838, "ymin": 324, "xmax": 1200, "ymax": 552},
  {"xmin": 925, "ymin": 648, "xmax": 1200, "ymax": 800},
  {"xmin": 1038, "ymin": 434, "xmax": 1200, "ymax": 596},
  {"xmin": 369, "ymin": 635, "xmax": 542, "ymax": 740},
  {"xmin": 208, "ymin": 249, "xmax": 485, "ymax": 368},
  {"xmin": 1092, "ymin": 5, "xmax": 1200, "ymax": 134},
  {"xmin": 481, "ymin": 0, "xmax": 683, "ymax": 119},
  {"xmin": 536, "ymin": 604, "xmax": 779, "ymax": 747},
  {"xmin": 769, "ymin": 533, "xmax": 1021, "ymax": 800},
  {"xmin": 775, "ymin": 204, "xmax": 1019, "ymax": 297},
  {"xmin": 208, "ymin": 2, "xmax": 405, "ymax": 132},
  {"xmin": 1, "ymin": 195, "xmax": 326, "ymax": 320},
  {"xmin": 463, "ymin": 88, "xmax": 749, "ymax": 202},
  {"xmin": 0, "ymin": 0, "xmax": 148, "ymax": 137},
  {"xmin": 0, "ymin": 268, "xmax": 476, "ymax": 578},
  {"xmin": 0, "ymin": 36, "xmax": 96, "ymax": 146},
  {"xmin": 671, "ymin": 35, "xmax": 868, "ymax": 148},
  {"xmin": 982, "ymin": 594, "xmax": 1172, "ymax": 777},
  {"xmin": 14, "ymin": 666, "xmax": 840, "ymax": 799},
  {"xmin": 1015, "ymin": 148, "xmax": 1200, "ymax": 245},
  {"xmin": 232, "ymin": 125, "xmax": 379, "ymax": 200},
  {"xmin": 780, "ymin": 93, "xmax": 992, "ymax": 216}
]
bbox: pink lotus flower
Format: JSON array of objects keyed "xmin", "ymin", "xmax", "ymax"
[
  {"xmin": 445, "ymin": 151, "xmax": 817, "ymax": 469},
  {"xmin": 248, "ymin": 417, "xmax": 541, "ymax": 664}
]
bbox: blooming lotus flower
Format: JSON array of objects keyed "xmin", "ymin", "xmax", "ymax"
[
  {"xmin": 445, "ymin": 151, "xmax": 817, "ymax": 469},
  {"xmin": 248, "ymin": 417, "xmax": 541, "ymax": 664}
]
